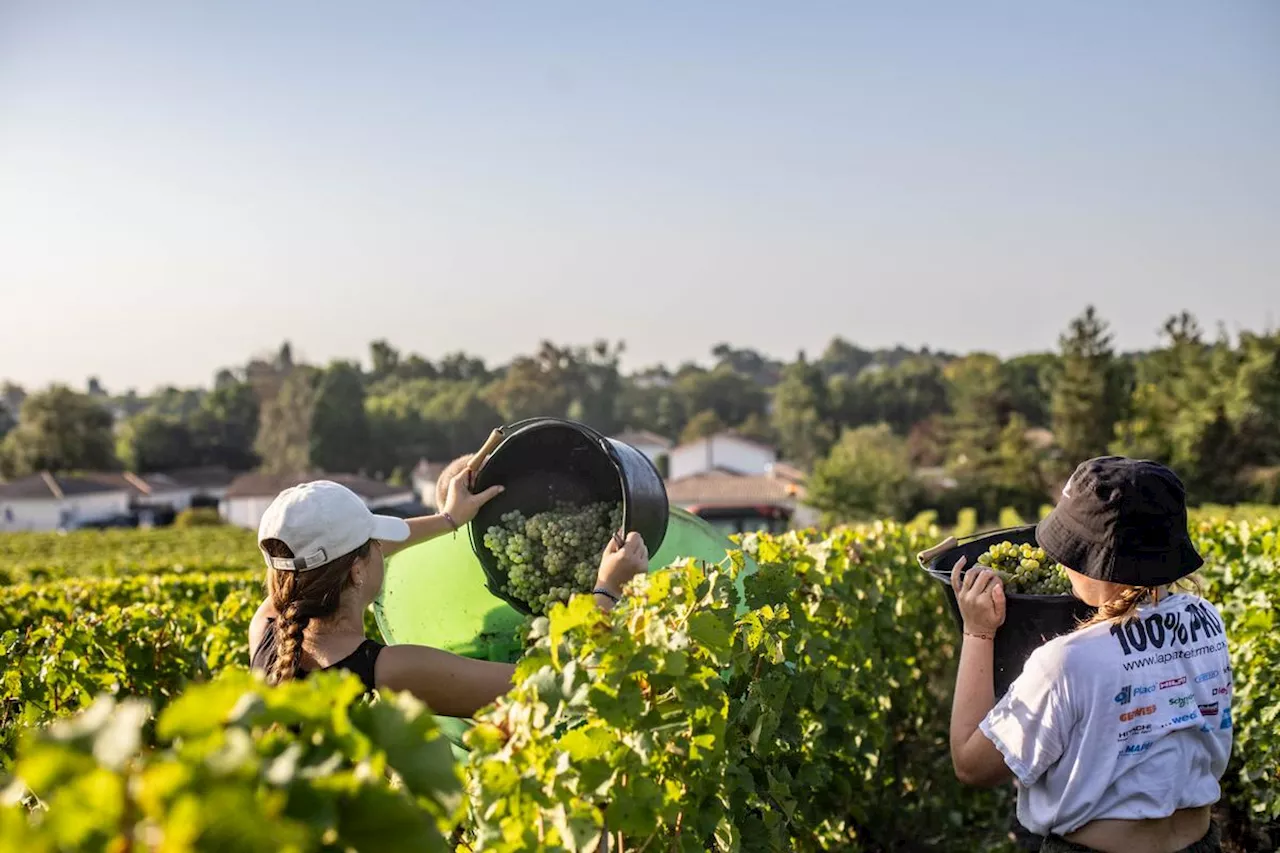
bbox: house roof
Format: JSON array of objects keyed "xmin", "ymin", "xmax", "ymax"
[
  {"xmin": 611, "ymin": 429, "xmax": 673, "ymax": 449},
  {"xmin": 161, "ymin": 466, "xmax": 237, "ymax": 490},
  {"xmin": 665, "ymin": 470, "xmax": 804, "ymax": 508},
  {"xmin": 223, "ymin": 472, "xmax": 411, "ymax": 500},
  {"xmin": 0, "ymin": 472, "xmax": 129, "ymax": 500}
]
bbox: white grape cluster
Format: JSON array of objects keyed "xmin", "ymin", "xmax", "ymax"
[
  {"xmin": 482, "ymin": 500, "xmax": 623, "ymax": 614},
  {"xmin": 975, "ymin": 541, "xmax": 1072, "ymax": 595}
]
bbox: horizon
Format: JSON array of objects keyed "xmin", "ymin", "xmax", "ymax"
[{"xmin": 3, "ymin": 2, "xmax": 1277, "ymax": 393}]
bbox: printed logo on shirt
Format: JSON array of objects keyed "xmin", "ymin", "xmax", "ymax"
[
  {"xmin": 1168, "ymin": 693, "xmax": 1196, "ymax": 709},
  {"xmin": 1160, "ymin": 676, "xmax": 1188, "ymax": 690},
  {"xmin": 1110, "ymin": 602, "xmax": 1224, "ymax": 657},
  {"xmin": 1195, "ymin": 670, "xmax": 1220, "ymax": 683},
  {"xmin": 1118, "ymin": 741, "xmax": 1152, "ymax": 757},
  {"xmin": 1114, "ymin": 684, "xmax": 1156, "ymax": 705},
  {"xmin": 1198, "ymin": 702, "xmax": 1219, "ymax": 717},
  {"xmin": 1169, "ymin": 712, "xmax": 1199, "ymax": 726},
  {"xmin": 1220, "ymin": 707, "xmax": 1233, "ymax": 730},
  {"xmin": 1119, "ymin": 705, "xmax": 1157, "ymax": 722},
  {"xmin": 1212, "ymin": 686, "xmax": 1231, "ymax": 698},
  {"xmin": 1117, "ymin": 724, "xmax": 1152, "ymax": 741}
]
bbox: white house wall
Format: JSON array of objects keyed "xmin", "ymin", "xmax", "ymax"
[
  {"xmin": 0, "ymin": 491, "xmax": 130, "ymax": 532},
  {"xmin": 221, "ymin": 492, "xmax": 414, "ymax": 530},
  {"xmin": 668, "ymin": 436, "xmax": 776, "ymax": 481}
]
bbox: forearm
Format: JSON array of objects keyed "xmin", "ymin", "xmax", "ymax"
[
  {"xmin": 381, "ymin": 514, "xmax": 460, "ymax": 557},
  {"xmin": 950, "ymin": 635, "xmax": 997, "ymax": 751}
]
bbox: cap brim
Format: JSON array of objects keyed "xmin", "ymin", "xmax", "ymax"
[{"xmin": 371, "ymin": 515, "xmax": 412, "ymax": 542}]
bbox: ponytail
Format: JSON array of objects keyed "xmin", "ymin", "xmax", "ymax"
[{"xmin": 1075, "ymin": 574, "xmax": 1204, "ymax": 632}]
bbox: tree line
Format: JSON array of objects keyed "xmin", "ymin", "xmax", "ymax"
[{"xmin": 1, "ymin": 306, "xmax": 1277, "ymax": 522}]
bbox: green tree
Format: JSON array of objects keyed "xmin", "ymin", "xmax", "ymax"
[
  {"xmin": 672, "ymin": 365, "xmax": 768, "ymax": 429},
  {"xmin": 807, "ymin": 424, "xmax": 918, "ymax": 520},
  {"xmin": 116, "ymin": 411, "xmax": 198, "ymax": 473},
  {"xmin": 1051, "ymin": 306, "xmax": 1126, "ymax": 469},
  {"xmin": 0, "ymin": 385, "xmax": 118, "ymax": 477},
  {"xmin": 254, "ymin": 367, "xmax": 319, "ymax": 475},
  {"xmin": 679, "ymin": 410, "xmax": 726, "ymax": 443},
  {"xmin": 770, "ymin": 355, "xmax": 835, "ymax": 468},
  {"xmin": 1001, "ymin": 353, "xmax": 1056, "ymax": 427},
  {"xmin": 370, "ymin": 339, "xmax": 401, "ymax": 382},
  {"xmin": 310, "ymin": 361, "xmax": 371, "ymax": 473},
  {"xmin": 191, "ymin": 380, "xmax": 260, "ymax": 470}
]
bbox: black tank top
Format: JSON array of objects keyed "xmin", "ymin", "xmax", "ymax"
[{"xmin": 250, "ymin": 618, "xmax": 383, "ymax": 693}]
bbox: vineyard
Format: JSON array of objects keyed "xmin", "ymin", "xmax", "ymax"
[{"xmin": 1, "ymin": 517, "xmax": 1277, "ymax": 851}]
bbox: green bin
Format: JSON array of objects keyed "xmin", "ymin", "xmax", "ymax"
[{"xmin": 372, "ymin": 506, "xmax": 756, "ymax": 758}]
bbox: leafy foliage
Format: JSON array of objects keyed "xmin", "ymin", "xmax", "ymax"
[
  {"xmin": 0, "ymin": 669, "xmax": 464, "ymax": 853},
  {"xmin": 0, "ymin": 527, "xmax": 259, "ymax": 585},
  {"xmin": 0, "ymin": 518, "xmax": 1276, "ymax": 851}
]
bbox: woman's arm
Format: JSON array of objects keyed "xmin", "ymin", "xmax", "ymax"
[
  {"xmin": 949, "ymin": 557, "xmax": 1015, "ymax": 787},
  {"xmin": 950, "ymin": 633, "xmax": 1012, "ymax": 786},
  {"xmin": 375, "ymin": 644, "xmax": 518, "ymax": 718},
  {"xmin": 380, "ymin": 470, "xmax": 503, "ymax": 559}
]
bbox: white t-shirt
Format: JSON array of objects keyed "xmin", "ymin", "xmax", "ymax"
[{"xmin": 979, "ymin": 592, "xmax": 1234, "ymax": 838}]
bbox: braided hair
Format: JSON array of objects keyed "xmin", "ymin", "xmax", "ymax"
[{"xmin": 260, "ymin": 538, "xmax": 372, "ymax": 685}]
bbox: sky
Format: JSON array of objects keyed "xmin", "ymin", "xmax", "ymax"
[{"xmin": 1, "ymin": 1, "xmax": 1277, "ymax": 393}]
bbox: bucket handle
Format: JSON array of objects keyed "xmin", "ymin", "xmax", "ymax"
[{"xmin": 915, "ymin": 524, "xmax": 1034, "ymax": 571}]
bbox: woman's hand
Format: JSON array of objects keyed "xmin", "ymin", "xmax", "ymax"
[
  {"xmin": 951, "ymin": 556, "xmax": 1006, "ymax": 636},
  {"xmin": 441, "ymin": 469, "xmax": 504, "ymax": 527},
  {"xmin": 595, "ymin": 531, "xmax": 648, "ymax": 598}
]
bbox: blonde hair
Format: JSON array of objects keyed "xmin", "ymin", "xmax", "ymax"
[
  {"xmin": 1075, "ymin": 574, "xmax": 1205, "ymax": 631},
  {"xmin": 435, "ymin": 454, "xmax": 472, "ymax": 509}
]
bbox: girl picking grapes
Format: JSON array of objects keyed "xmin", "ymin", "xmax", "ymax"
[
  {"xmin": 248, "ymin": 472, "xmax": 648, "ymax": 716},
  {"xmin": 948, "ymin": 457, "xmax": 1232, "ymax": 853}
]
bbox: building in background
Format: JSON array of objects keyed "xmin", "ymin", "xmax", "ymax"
[
  {"xmin": 667, "ymin": 433, "xmax": 777, "ymax": 481},
  {"xmin": 0, "ymin": 473, "xmax": 132, "ymax": 532},
  {"xmin": 610, "ymin": 430, "xmax": 674, "ymax": 471},
  {"xmin": 219, "ymin": 473, "xmax": 415, "ymax": 530}
]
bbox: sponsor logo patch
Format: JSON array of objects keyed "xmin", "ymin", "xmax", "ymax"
[
  {"xmin": 1199, "ymin": 702, "xmax": 1219, "ymax": 717},
  {"xmin": 1169, "ymin": 712, "xmax": 1198, "ymax": 725},
  {"xmin": 1160, "ymin": 676, "xmax": 1187, "ymax": 690},
  {"xmin": 1119, "ymin": 705, "xmax": 1157, "ymax": 723},
  {"xmin": 1195, "ymin": 670, "xmax": 1219, "ymax": 683},
  {"xmin": 1114, "ymin": 684, "xmax": 1156, "ymax": 705},
  {"xmin": 1212, "ymin": 686, "xmax": 1231, "ymax": 697},
  {"xmin": 1119, "ymin": 742, "xmax": 1152, "ymax": 756},
  {"xmin": 1169, "ymin": 694, "xmax": 1195, "ymax": 709},
  {"xmin": 1118, "ymin": 724, "xmax": 1152, "ymax": 741}
]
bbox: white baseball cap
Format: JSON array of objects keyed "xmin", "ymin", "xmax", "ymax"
[{"xmin": 257, "ymin": 480, "xmax": 411, "ymax": 572}]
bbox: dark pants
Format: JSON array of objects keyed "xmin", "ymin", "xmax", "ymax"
[{"xmin": 1038, "ymin": 820, "xmax": 1221, "ymax": 853}]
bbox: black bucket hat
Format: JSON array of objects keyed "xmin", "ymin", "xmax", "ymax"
[{"xmin": 1036, "ymin": 456, "xmax": 1203, "ymax": 587}]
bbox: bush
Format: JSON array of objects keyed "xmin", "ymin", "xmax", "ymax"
[{"xmin": 174, "ymin": 507, "xmax": 225, "ymax": 528}]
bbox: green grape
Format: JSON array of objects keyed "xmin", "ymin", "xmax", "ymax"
[
  {"xmin": 484, "ymin": 499, "xmax": 625, "ymax": 616},
  {"xmin": 972, "ymin": 541, "xmax": 1071, "ymax": 595}
]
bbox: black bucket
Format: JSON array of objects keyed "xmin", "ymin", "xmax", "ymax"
[
  {"xmin": 469, "ymin": 418, "xmax": 670, "ymax": 615},
  {"xmin": 921, "ymin": 525, "xmax": 1095, "ymax": 698}
]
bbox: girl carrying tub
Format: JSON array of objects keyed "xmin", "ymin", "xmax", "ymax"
[
  {"xmin": 948, "ymin": 457, "xmax": 1232, "ymax": 853},
  {"xmin": 248, "ymin": 468, "xmax": 648, "ymax": 717}
]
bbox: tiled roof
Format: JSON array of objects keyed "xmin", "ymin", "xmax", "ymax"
[
  {"xmin": 223, "ymin": 472, "xmax": 410, "ymax": 500},
  {"xmin": 665, "ymin": 470, "xmax": 804, "ymax": 508},
  {"xmin": 612, "ymin": 429, "xmax": 674, "ymax": 449},
  {"xmin": 0, "ymin": 472, "xmax": 128, "ymax": 500}
]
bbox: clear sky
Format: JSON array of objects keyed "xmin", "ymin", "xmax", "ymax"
[{"xmin": 2, "ymin": 1, "xmax": 1277, "ymax": 393}]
